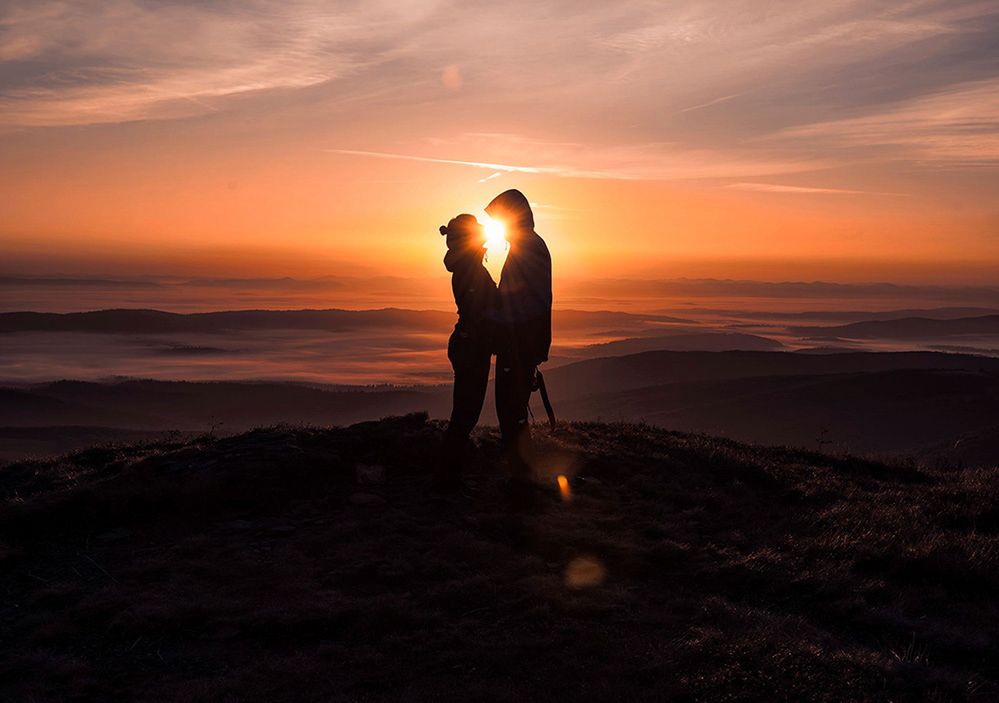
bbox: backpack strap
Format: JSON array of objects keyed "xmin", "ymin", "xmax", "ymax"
[{"xmin": 533, "ymin": 369, "xmax": 557, "ymax": 430}]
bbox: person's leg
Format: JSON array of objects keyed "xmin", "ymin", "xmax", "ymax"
[
  {"xmin": 438, "ymin": 336, "xmax": 491, "ymax": 490},
  {"xmin": 495, "ymin": 352, "xmax": 535, "ymax": 481}
]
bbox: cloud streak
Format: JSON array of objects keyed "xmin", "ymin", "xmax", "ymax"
[
  {"xmin": 325, "ymin": 149, "xmax": 556, "ymax": 176},
  {"xmin": 326, "ymin": 140, "xmax": 832, "ymax": 183},
  {"xmin": 727, "ymin": 183, "xmax": 905, "ymax": 196},
  {"xmin": 0, "ymin": 0, "xmax": 435, "ymax": 126},
  {"xmin": 773, "ymin": 78, "xmax": 999, "ymax": 166}
]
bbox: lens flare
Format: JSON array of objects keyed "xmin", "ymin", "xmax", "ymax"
[
  {"xmin": 557, "ymin": 474, "xmax": 572, "ymax": 502},
  {"xmin": 564, "ymin": 556, "xmax": 606, "ymax": 589}
]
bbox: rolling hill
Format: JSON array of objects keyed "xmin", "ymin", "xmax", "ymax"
[
  {"xmin": 542, "ymin": 349, "xmax": 999, "ymax": 395},
  {"xmin": 0, "ymin": 381, "xmax": 445, "ymax": 431},
  {"xmin": 791, "ymin": 314, "xmax": 999, "ymax": 340},
  {"xmin": 555, "ymin": 369, "xmax": 999, "ymax": 455},
  {"xmin": 1, "ymin": 416, "xmax": 996, "ymax": 700},
  {"xmin": 0, "ymin": 308, "xmax": 456, "ymax": 334},
  {"xmin": 570, "ymin": 332, "xmax": 784, "ymax": 357},
  {"xmin": 3, "ymin": 350, "xmax": 999, "ymax": 464},
  {"xmin": 0, "ymin": 308, "xmax": 690, "ymax": 335}
]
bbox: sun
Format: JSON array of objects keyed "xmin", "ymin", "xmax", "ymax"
[
  {"xmin": 483, "ymin": 216, "xmax": 507, "ymax": 251},
  {"xmin": 479, "ymin": 213, "xmax": 508, "ymax": 282}
]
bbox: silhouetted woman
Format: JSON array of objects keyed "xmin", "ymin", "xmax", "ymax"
[{"xmin": 436, "ymin": 214, "xmax": 497, "ymax": 493}]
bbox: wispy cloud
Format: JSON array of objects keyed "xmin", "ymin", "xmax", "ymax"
[
  {"xmin": 728, "ymin": 183, "xmax": 875, "ymax": 195},
  {"xmin": 326, "ymin": 143, "xmax": 834, "ymax": 182},
  {"xmin": 678, "ymin": 94, "xmax": 743, "ymax": 114},
  {"xmin": 324, "ymin": 149, "xmax": 558, "ymax": 176},
  {"xmin": 772, "ymin": 78, "xmax": 999, "ymax": 166},
  {"xmin": 326, "ymin": 147, "xmax": 674, "ymax": 181},
  {"xmin": 0, "ymin": 0, "xmax": 997, "ymax": 189},
  {"xmin": 0, "ymin": 0, "xmax": 433, "ymax": 126}
]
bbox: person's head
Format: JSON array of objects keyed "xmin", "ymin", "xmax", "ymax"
[
  {"xmin": 484, "ymin": 189, "xmax": 534, "ymax": 237},
  {"xmin": 440, "ymin": 214, "xmax": 486, "ymax": 255}
]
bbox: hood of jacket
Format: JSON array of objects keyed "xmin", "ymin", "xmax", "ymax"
[{"xmin": 485, "ymin": 189, "xmax": 534, "ymax": 230}]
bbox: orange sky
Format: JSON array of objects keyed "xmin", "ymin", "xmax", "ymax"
[{"xmin": 1, "ymin": 1, "xmax": 997, "ymax": 295}]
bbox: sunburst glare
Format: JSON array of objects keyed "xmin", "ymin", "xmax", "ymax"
[
  {"xmin": 480, "ymin": 213, "xmax": 508, "ymax": 282},
  {"xmin": 483, "ymin": 216, "xmax": 506, "ymax": 251}
]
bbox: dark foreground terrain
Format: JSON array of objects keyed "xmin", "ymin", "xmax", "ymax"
[{"xmin": 1, "ymin": 415, "xmax": 997, "ymax": 701}]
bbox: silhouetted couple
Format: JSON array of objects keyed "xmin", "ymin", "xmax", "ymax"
[{"xmin": 436, "ymin": 189, "xmax": 552, "ymax": 495}]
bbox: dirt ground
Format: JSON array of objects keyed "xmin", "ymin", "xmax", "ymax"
[{"xmin": 1, "ymin": 414, "xmax": 997, "ymax": 701}]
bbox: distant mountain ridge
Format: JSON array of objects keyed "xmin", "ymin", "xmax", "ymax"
[
  {"xmin": 680, "ymin": 307, "xmax": 999, "ymax": 322},
  {"xmin": 791, "ymin": 314, "xmax": 999, "ymax": 339},
  {"xmin": 3, "ymin": 349, "xmax": 998, "ymax": 464},
  {"xmin": 0, "ymin": 380, "xmax": 444, "ymax": 431},
  {"xmin": 0, "ymin": 308, "xmax": 455, "ymax": 334},
  {"xmin": 543, "ymin": 348, "xmax": 999, "ymax": 395},
  {"xmin": 572, "ymin": 332, "xmax": 783, "ymax": 357},
  {"xmin": 556, "ymin": 368, "xmax": 999, "ymax": 455},
  {"xmin": 0, "ymin": 308, "xmax": 690, "ymax": 334}
]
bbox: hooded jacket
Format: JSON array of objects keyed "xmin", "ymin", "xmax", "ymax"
[{"xmin": 485, "ymin": 190, "xmax": 553, "ymax": 364}]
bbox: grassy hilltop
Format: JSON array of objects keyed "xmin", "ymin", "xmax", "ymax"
[{"xmin": 1, "ymin": 415, "xmax": 997, "ymax": 701}]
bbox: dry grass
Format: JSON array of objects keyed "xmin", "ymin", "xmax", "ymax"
[{"xmin": 1, "ymin": 414, "xmax": 996, "ymax": 701}]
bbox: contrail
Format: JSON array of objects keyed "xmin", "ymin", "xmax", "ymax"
[
  {"xmin": 324, "ymin": 148, "xmax": 639, "ymax": 181},
  {"xmin": 324, "ymin": 149, "xmax": 552, "ymax": 174},
  {"xmin": 728, "ymin": 182, "xmax": 909, "ymax": 196},
  {"xmin": 678, "ymin": 93, "xmax": 743, "ymax": 113}
]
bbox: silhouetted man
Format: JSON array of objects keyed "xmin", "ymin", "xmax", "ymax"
[
  {"xmin": 485, "ymin": 190, "xmax": 552, "ymax": 485},
  {"xmin": 436, "ymin": 214, "xmax": 497, "ymax": 493}
]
